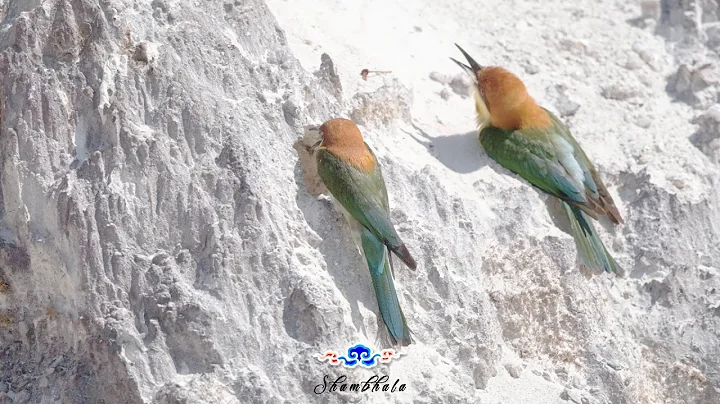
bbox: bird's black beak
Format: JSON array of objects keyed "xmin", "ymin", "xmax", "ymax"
[
  {"xmin": 304, "ymin": 125, "xmax": 324, "ymax": 152},
  {"xmin": 450, "ymin": 44, "xmax": 483, "ymax": 78}
]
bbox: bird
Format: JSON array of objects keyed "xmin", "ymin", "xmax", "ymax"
[
  {"xmin": 452, "ymin": 44, "xmax": 624, "ymax": 274},
  {"xmin": 306, "ymin": 118, "xmax": 416, "ymax": 345}
]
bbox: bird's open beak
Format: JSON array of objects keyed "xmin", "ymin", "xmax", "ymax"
[
  {"xmin": 450, "ymin": 44, "xmax": 483, "ymax": 80},
  {"xmin": 303, "ymin": 125, "xmax": 324, "ymax": 152}
]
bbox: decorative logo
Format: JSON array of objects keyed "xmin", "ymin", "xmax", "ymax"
[{"xmin": 317, "ymin": 343, "xmax": 401, "ymax": 368}]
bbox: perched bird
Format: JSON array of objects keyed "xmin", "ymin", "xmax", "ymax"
[
  {"xmin": 306, "ymin": 118, "xmax": 416, "ymax": 345},
  {"xmin": 452, "ymin": 45, "xmax": 624, "ymax": 273}
]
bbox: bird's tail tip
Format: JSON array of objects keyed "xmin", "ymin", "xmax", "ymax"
[
  {"xmin": 578, "ymin": 248, "xmax": 624, "ymax": 275},
  {"xmin": 389, "ymin": 330, "xmax": 414, "ymax": 347},
  {"xmin": 563, "ymin": 203, "xmax": 623, "ymax": 275},
  {"xmin": 393, "ymin": 244, "xmax": 417, "ymax": 270}
]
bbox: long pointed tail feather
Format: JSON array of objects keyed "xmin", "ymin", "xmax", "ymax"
[
  {"xmin": 361, "ymin": 227, "xmax": 412, "ymax": 346},
  {"xmin": 390, "ymin": 243, "xmax": 417, "ymax": 270},
  {"xmin": 562, "ymin": 202, "xmax": 621, "ymax": 274}
]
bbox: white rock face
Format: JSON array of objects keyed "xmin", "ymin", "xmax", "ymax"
[{"xmin": 0, "ymin": 0, "xmax": 718, "ymax": 403}]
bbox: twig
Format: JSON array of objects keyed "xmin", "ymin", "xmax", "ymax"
[{"xmin": 361, "ymin": 68, "xmax": 392, "ymax": 80}]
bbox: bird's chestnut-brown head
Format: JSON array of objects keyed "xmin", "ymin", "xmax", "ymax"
[
  {"xmin": 452, "ymin": 45, "xmax": 551, "ymax": 131},
  {"xmin": 318, "ymin": 118, "xmax": 365, "ymax": 149},
  {"xmin": 306, "ymin": 118, "xmax": 376, "ymax": 172}
]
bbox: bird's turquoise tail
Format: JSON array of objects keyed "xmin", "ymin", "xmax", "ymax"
[
  {"xmin": 360, "ymin": 227, "xmax": 412, "ymax": 346},
  {"xmin": 562, "ymin": 202, "xmax": 622, "ymax": 274}
]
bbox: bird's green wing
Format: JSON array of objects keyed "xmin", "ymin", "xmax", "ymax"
[
  {"xmin": 545, "ymin": 111, "xmax": 624, "ymax": 224},
  {"xmin": 480, "ymin": 125, "xmax": 589, "ymax": 206},
  {"xmin": 544, "ymin": 111, "xmax": 602, "ymax": 199},
  {"xmin": 316, "ymin": 146, "xmax": 416, "ymax": 269}
]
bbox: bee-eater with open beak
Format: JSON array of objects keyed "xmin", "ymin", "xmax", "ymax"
[
  {"xmin": 452, "ymin": 45, "xmax": 624, "ymax": 274},
  {"xmin": 306, "ymin": 118, "xmax": 416, "ymax": 345}
]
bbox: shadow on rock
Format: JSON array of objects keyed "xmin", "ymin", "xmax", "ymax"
[
  {"xmin": 690, "ymin": 107, "xmax": 720, "ymax": 165},
  {"xmin": 408, "ymin": 125, "xmax": 491, "ymax": 173}
]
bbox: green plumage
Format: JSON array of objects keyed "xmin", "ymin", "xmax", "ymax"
[
  {"xmin": 480, "ymin": 109, "xmax": 622, "ymax": 273},
  {"xmin": 563, "ymin": 204, "xmax": 621, "ymax": 273},
  {"xmin": 316, "ymin": 145, "xmax": 413, "ymax": 345},
  {"xmin": 360, "ymin": 226, "xmax": 412, "ymax": 345}
]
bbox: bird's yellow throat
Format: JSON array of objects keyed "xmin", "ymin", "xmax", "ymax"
[{"xmin": 473, "ymin": 86, "xmax": 492, "ymax": 132}]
